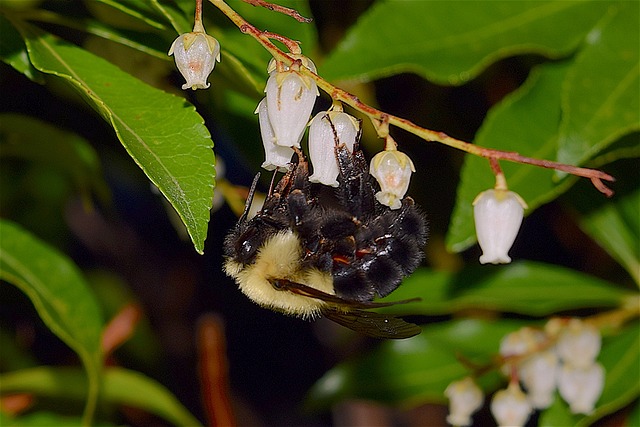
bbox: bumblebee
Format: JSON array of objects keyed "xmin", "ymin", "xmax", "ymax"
[{"xmin": 223, "ymin": 140, "xmax": 427, "ymax": 339}]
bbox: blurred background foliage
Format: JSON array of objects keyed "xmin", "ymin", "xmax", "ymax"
[{"xmin": 0, "ymin": 0, "xmax": 638, "ymax": 426}]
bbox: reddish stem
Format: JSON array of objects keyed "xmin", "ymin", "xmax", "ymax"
[
  {"xmin": 241, "ymin": 0, "xmax": 312, "ymax": 22},
  {"xmin": 197, "ymin": 314, "xmax": 235, "ymax": 427}
]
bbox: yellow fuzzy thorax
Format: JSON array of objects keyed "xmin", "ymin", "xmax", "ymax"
[{"xmin": 223, "ymin": 230, "xmax": 334, "ymax": 319}]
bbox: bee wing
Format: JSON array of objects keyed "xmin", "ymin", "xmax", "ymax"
[
  {"xmin": 323, "ymin": 308, "xmax": 421, "ymax": 339},
  {"xmin": 272, "ymin": 279, "xmax": 421, "ymax": 339},
  {"xmin": 273, "ymin": 279, "xmax": 420, "ymax": 309}
]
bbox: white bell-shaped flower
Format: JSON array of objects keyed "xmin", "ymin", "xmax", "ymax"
[
  {"xmin": 490, "ymin": 383, "xmax": 533, "ymax": 427},
  {"xmin": 557, "ymin": 362, "xmax": 605, "ymax": 415},
  {"xmin": 370, "ymin": 149, "xmax": 415, "ymax": 210},
  {"xmin": 473, "ymin": 188, "xmax": 527, "ymax": 264},
  {"xmin": 308, "ymin": 111, "xmax": 360, "ymax": 186},
  {"xmin": 444, "ymin": 377, "xmax": 484, "ymax": 427},
  {"xmin": 256, "ymin": 98, "xmax": 294, "ymax": 171},
  {"xmin": 499, "ymin": 326, "xmax": 546, "ymax": 375},
  {"xmin": 264, "ymin": 57, "xmax": 318, "ymax": 148},
  {"xmin": 519, "ymin": 350, "xmax": 559, "ymax": 409},
  {"xmin": 556, "ymin": 318, "xmax": 601, "ymax": 369},
  {"xmin": 168, "ymin": 23, "xmax": 220, "ymax": 90}
]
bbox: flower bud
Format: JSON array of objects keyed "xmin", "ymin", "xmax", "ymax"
[
  {"xmin": 369, "ymin": 149, "xmax": 415, "ymax": 210},
  {"xmin": 473, "ymin": 189, "xmax": 527, "ymax": 264},
  {"xmin": 256, "ymin": 98, "xmax": 294, "ymax": 171},
  {"xmin": 557, "ymin": 362, "xmax": 604, "ymax": 415},
  {"xmin": 168, "ymin": 26, "xmax": 220, "ymax": 90},
  {"xmin": 490, "ymin": 383, "xmax": 532, "ymax": 427},
  {"xmin": 264, "ymin": 57, "xmax": 318, "ymax": 148},
  {"xmin": 556, "ymin": 318, "xmax": 601, "ymax": 369},
  {"xmin": 308, "ymin": 111, "xmax": 360, "ymax": 186},
  {"xmin": 519, "ymin": 350, "xmax": 559, "ymax": 409},
  {"xmin": 444, "ymin": 377, "xmax": 484, "ymax": 426}
]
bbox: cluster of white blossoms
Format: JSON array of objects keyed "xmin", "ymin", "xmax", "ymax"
[
  {"xmin": 256, "ymin": 55, "xmax": 415, "ymax": 209},
  {"xmin": 445, "ymin": 318, "xmax": 604, "ymax": 427}
]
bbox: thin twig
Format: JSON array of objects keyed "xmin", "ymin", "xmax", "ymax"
[
  {"xmin": 241, "ymin": 0, "xmax": 312, "ymax": 23},
  {"xmin": 210, "ymin": 0, "xmax": 615, "ymax": 197}
]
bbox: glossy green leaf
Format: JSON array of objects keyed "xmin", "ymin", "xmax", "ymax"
[
  {"xmin": 0, "ymin": 113, "xmax": 109, "ymax": 206},
  {"xmin": 379, "ymin": 261, "xmax": 632, "ymax": 317},
  {"xmin": 557, "ymin": 2, "xmax": 640, "ymax": 168},
  {"xmin": 446, "ymin": 61, "xmax": 573, "ymax": 253},
  {"xmin": 306, "ymin": 319, "xmax": 527, "ymax": 410},
  {"xmin": 0, "ymin": 366, "xmax": 203, "ymax": 427},
  {"xmin": 0, "ymin": 14, "xmax": 43, "ymax": 82},
  {"xmin": 628, "ymin": 401, "xmax": 640, "ymax": 427},
  {"xmin": 150, "ymin": 0, "xmax": 191, "ymax": 34},
  {"xmin": 577, "ymin": 187, "xmax": 639, "ymax": 285},
  {"xmin": 16, "ymin": 22, "xmax": 214, "ymax": 254},
  {"xmin": 91, "ymin": 0, "xmax": 168, "ymax": 30},
  {"xmin": 321, "ymin": 1, "xmax": 607, "ymax": 84},
  {"xmin": 0, "ymin": 220, "xmax": 104, "ymax": 423}
]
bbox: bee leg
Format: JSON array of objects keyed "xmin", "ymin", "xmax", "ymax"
[{"xmin": 334, "ymin": 144, "xmax": 376, "ymax": 218}]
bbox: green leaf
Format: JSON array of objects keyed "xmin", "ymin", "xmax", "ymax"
[
  {"xmin": 379, "ymin": 261, "xmax": 632, "ymax": 317},
  {"xmin": 0, "ymin": 220, "xmax": 104, "ymax": 424},
  {"xmin": 321, "ymin": 1, "xmax": 608, "ymax": 84},
  {"xmin": 575, "ymin": 185, "xmax": 640, "ymax": 286},
  {"xmin": 0, "ymin": 366, "xmax": 203, "ymax": 427},
  {"xmin": 16, "ymin": 22, "xmax": 214, "ymax": 254},
  {"xmin": 91, "ymin": 0, "xmax": 168, "ymax": 30},
  {"xmin": 0, "ymin": 113, "xmax": 109, "ymax": 206},
  {"xmin": 446, "ymin": 61, "xmax": 573, "ymax": 253},
  {"xmin": 557, "ymin": 2, "xmax": 640, "ymax": 168},
  {"xmin": 306, "ymin": 319, "xmax": 527, "ymax": 410},
  {"xmin": 0, "ymin": 412, "xmax": 116, "ymax": 427},
  {"xmin": 0, "ymin": 14, "xmax": 43, "ymax": 82},
  {"xmin": 150, "ymin": 0, "xmax": 192, "ymax": 34}
]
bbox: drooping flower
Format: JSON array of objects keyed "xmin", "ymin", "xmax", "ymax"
[
  {"xmin": 308, "ymin": 110, "xmax": 360, "ymax": 186},
  {"xmin": 168, "ymin": 22, "xmax": 220, "ymax": 90},
  {"xmin": 264, "ymin": 56, "xmax": 318, "ymax": 148},
  {"xmin": 490, "ymin": 383, "xmax": 533, "ymax": 427},
  {"xmin": 444, "ymin": 377, "xmax": 484, "ymax": 426},
  {"xmin": 369, "ymin": 149, "xmax": 415, "ymax": 209},
  {"xmin": 557, "ymin": 362, "xmax": 605, "ymax": 415},
  {"xmin": 256, "ymin": 98, "xmax": 294, "ymax": 171},
  {"xmin": 556, "ymin": 318, "xmax": 601, "ymax": 369},
  {"xmin": 519, "ymin": 350, "xmax": 559, "ymax": 409},
  {"xmin": 473, "ymin": 188, "xmax": 527, "ymax": 264}
]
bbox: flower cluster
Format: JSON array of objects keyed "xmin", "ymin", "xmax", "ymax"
[
  {"xmin": 256, "ymin": 56, "xmax": 415, "ymax": 206},
  {"xmin": 445, "ymin": 318, "xmax": 605, "ymax": 427}
]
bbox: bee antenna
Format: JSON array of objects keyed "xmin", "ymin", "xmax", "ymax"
[
  {"xmin": 267, "ymin": 169, "xmax": 278, "ymax": 197},
  {"xmin": 241, "ymin": 172, "xmax": 261, "ymax": 221}
]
